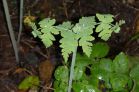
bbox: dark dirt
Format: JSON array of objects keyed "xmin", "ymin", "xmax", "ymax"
[{"xmin": 0, "ymin": 0, "xmax": 139, "ymax": 92}]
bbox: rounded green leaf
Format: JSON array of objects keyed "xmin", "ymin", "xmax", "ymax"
[
  {"xmin": 73, "ymin": 66, "xmax": 84, "ymax": 80},
  {"xmin": 110, "ymin": 74, "xmax": 129, "ymax": 91},
  {"xmin": 75, "ymin": 53, "xmax": 91, "ymax": 69},
  {"xmin": 54, "ymin": 81, "xmax": 68, "ymax": 92},
  {"xmin": 18, "ymin": 76, "xmax": 40, "ymax": 90},
  {"xmin": 99, "ymin": 58, "xmax": 113, "ymax": 72},
  {"xmin": 127, "ymin": 78, "xmax": 134, "ymax": 91},
  {"xmin": 54, "ymin": 66, "xmax": 69, "ymax": 82},
  {"xmin": 130, "ymin": 64, "xmax": 139, "ymax": 80},
  {"xmin": 89, "ymin": 76, "xmax": 99, "ymax": 87},
  {"xmin": 113, "ymin": 52, "xmax": 129, "ymax": 74},
  {"xmin": 91, "ymin": 66, "xmax": 110, "ymax": 82},
  {"xmin": 73, "ymin": 81, "xmax": 100, "ymax": 92},
  {"xmin": 91, "ymin": 42, "xmax": 109, "ymax": 58}
]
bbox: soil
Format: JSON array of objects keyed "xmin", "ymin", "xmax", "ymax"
[{"xmin": 0, "ymin": 0, "xmax": 139, "ymax": 92}]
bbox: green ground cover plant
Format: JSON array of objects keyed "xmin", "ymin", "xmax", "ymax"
[{"xmin": 18, "ymin": 13, "xmax": 139, "ymax": 92}]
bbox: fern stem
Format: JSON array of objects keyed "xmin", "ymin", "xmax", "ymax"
[
  {"xmin": 2, "ymin": 0, "xmax": 19, "ymax": 63},
  {"xmin": 17, "ymin": 0, "xmax": 24, "ymax": 44},
  {"xmin": 68, "ymin": 47, "xmax": 77, "ymax": 92}
]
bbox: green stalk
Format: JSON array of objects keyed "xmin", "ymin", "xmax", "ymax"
[
  {"xmin": 68, "ymin": 47, "xmax": 77, "ymax": 92},
  {"xmin": 2, "ymin": 0, "xmax": 19, "ymax": 63}
]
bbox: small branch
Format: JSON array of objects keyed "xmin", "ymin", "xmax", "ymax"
[
  {"xmin": 17, "ymin": 0, "xmax": 24, "ymax": 44},
  {"xmin": 21, "ymin": 40, "xmax": 48, "ymax": 59},
  {"xmin": 2, "ymin": 0, "xmax": 19, "ymax": 63},
  {"xmin": 63, "ymin": 0, "xmax": 69, "ymax": 19},
  {"xmin": 68, "ymin": 47, "xmax": 77, "ymax": 92}
]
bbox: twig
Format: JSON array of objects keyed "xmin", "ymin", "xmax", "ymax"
[
  {"xmin": 63, "ymin": 0, "xmax": 69, "ymax": 19},
  {"xmin": 78, "ymin": 0, "xmax": 82, "ymax": 16},
  {"xmin": 21, "ymin": 40, "xmax": 48, "ymax": 59},
  {"xmin": 17, "ymin": 0, "xmax": 24, "ymax": 44},
  {"xmin": 2, "ymin": 0, "xmax": 19, "ymax": 63}
]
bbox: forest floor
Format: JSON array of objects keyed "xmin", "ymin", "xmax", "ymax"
[{"xmin": 0, "ymin": 0, "xmax": 139, "ymax": 92}]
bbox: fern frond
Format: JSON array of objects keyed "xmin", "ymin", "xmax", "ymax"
[
  {"xmin": 60, "ymin": 30, "xmax": 78, "ymax": 62},
  {"xmin": 74, "ymin": 16, "xmax": 96, "ymax": 57},
  {"xmin": 38, "ymin": 18, "xmax": 59, "ymax": 47},
  {"xmin": 96, "ymin": 14, "xmax": 124, "ymax": 41}
]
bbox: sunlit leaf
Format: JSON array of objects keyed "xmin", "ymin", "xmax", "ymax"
[
  {"xmin": 95, "ymin": 13, "xmax": 124, "ymax": 41},
  {"xmin": 18, "ymin": 76, "xmax": 40, "ymax": 90},
  {"xmin": 54, "ymin": 66, "xmax": 69, "ymax": 82},
  {"xmin": 54, "ymin": 80, "xmax": 68, "ymax": 92},
  {"xmin": 96, "ymin": 13, "xmax": 114, "ymax": 23}
]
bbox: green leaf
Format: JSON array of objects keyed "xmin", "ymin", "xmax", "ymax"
[
  {"xmin": 73, "ymin": 81, "xmax": 85, "ymax": 92},
  {"xmin": 127, "ymin": 78, "xmax": 134, "ymax": 91},
  {"xmin": 130, "ymin": 64, "xmax": 139, "ymax": 80},
  {"xmin": 91, "ymin": 62, "xmax": 110, "ymax": 81},
  {"xmin": 57, "ymin": 21, "xmax": 73, "ymax": 31},
  {"xmin": 98, "ymin": 29, "xmax": 112, "ymax": 41},
  {"xmin": 95, "ymin": 14, "xmax": 123, "ymax": 41},
  {"xmin": 30, "ymin": 23, "xmax": 41, "ymax": 38},
  {"xmin": 89, "ymin": 76, "xmax": 99, "ymax": 87},
  {"xmin": 54, "ymin": 80, "xmax": 68, "ymax": 92},
  {"xmin": 110, "ymin": 74, "xmax": 129, "ymax": 91},
  {"xmin": 113, "ymin": 52, "xmax": 129, "ymax": 74},
  {"xmin": 38, "ymin": 18, "xmax": 59, "ymax": 47},
  {"xmin": 99, "ymin": 58, "xmax": 113, "ymax": 72},
  {"xmin": 73, "ymin": 66, "xmax": 84, "ymax": 80},
  {"xmin": 91, "ymin": 42, "xmax": 109, "ymax": 58},
  {"xmin": 75, "ymin": 53, "xmax": 91, "ymax": 69},
  {"xmin": 54, "ymin": 66, "xmax": 69, "ymax": 82},
  {"xmin": 79, "ymin": 36, "xmax": 95, "ymax": 56},
  {"xmin": 95, "ymin": 23, "xmax": 113, "ymax": 41},
  {"xmin": 91, "ymin": 68, "xmax": 110, "ymax": 82},
  {"xmin": 96, "ymin": 13, "xmax": 114, "ymax": 23},
  {"xmin": 73, "ymin": 81, "xmax": 101, "ymax": 92},
  {"xmin": 91, "ymin": 58, "xmax": 113, "ymax": 88},
  {"xmin": 39, "ymin": 18, "xmax": 56, "ymax": 27},
  {"xmin": 73, "ymin": 16, "xmax": 96, "ymax": 57},
  {"xmin": 18, "ymin": 76, "xmax": 40, "ymax": 90},
  {"xmin": 60, "ymin": 31, "xmax": 78, "ymax": 62},
  {"xmin": 73, "ymin": 16, "xmax": 96, "ymax": 33},
  {"xmin": 96, "ymin": 23, "xmax": 111, "ymax": 33}
]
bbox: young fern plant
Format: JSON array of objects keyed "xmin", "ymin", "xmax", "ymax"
[{"xmin": 26, "ymin": 13, "xmax": 124, "ymax": 92}]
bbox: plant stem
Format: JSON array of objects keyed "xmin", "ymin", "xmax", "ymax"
[
  {"xmin": 2, "ymin": 0, "xmax": 19, "ymax": 63},
  {"xmin": 17, "ymin": 0, "xmax": 24, "ymax": 44},
  {"xmin": 68, "ymin": 47, "xmax": 77, "ymax": 92}
]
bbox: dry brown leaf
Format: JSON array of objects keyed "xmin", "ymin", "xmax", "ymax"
[
  {"xmin": 13, "ymin": 68, "xmax": 25, "ymax": 74},
  {"xmin": 39, "ymin": 60, "xmax": 55, "ymax": 83},
  {"xmin": 17, "ymin": 89, "xmax": 27, "ymax": 92},
  {"xmin": 136, "ymin": 18, "xmax": 139, "ymax": 33}
]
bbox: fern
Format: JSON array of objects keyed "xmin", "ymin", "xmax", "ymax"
[
  {"xmin": 28, "ymin": 13, "xmax": 125, "ymax": 92},
  {"xmin": 96, "ymin": 13, "xmax": 124, "ymax": 41},
  {"xmin": 29, "ymin": 14, "xmax": 124, "ymax": 63},
  {"xmin": 56, "ymin": 17, "xmax": 96, "ymax": 62},
  {"xmin": 31, "ymin": 18, "xmax": 59, "ymax": 48},
  {"xmin": 60, "ymin": 30, "xmax": 78, "ymax": 62},
  {"xmin": 75, "ymin": 17, "xmax": 96, "ymax": 56}
]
